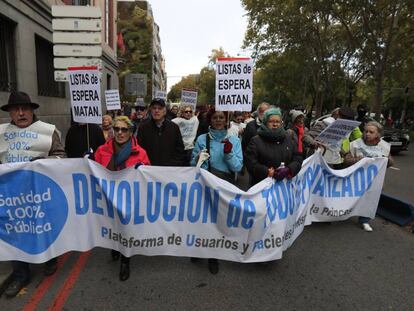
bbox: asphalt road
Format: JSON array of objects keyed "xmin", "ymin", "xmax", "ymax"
[{"xmin": 1, "ymin": 145, "xmax": 413, "ymax": 311}]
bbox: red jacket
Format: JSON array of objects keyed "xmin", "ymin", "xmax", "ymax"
[{"xmin": 94, "ymin": 137, "xmax": 150, "ymax": 169}]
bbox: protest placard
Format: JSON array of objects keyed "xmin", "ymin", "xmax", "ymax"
[
  {"xmin": 215, "ymin": 57, "xmax": 253, "ymax": 111},
  {"xmin": 104, "ymin": 89, "xmax": 121, "ymax": 111},
  {"xmin": 155, "ymin": 90, "xmax": 167, "ymax": 100},
  {"xmin": 181, "ymin": 88, "xmax": 198, "ymax": 108},
  {"xmin": 68, "ymin": 66, "xmax": 102, "ymax": 124},
  {"xmin": 316, "ymin": 119, "xmax": 361, "ymax": 147}
]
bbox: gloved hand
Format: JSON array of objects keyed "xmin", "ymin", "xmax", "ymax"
[
  {"xmin": 196, "ymin": 149, "xmax": 210, "ymax": 168},
  {"xmin": 273, "ymin": 167, "xmax": 291, "ymax": 181},
  {"xmin": 134, "ymin": 163, "xmax": 143, "ymax": 169},
  {"xmin": 222, "ymin": 139, "xmax": 233, "ymax": 154},
  {"xmin": 83, "ymin": 148, "xmax": 94, "ymax": 159}
]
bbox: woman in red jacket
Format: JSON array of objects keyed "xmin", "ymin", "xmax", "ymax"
[{"xmin": 94, "ymin": 116, "xmax": 150, "ymax": 281}]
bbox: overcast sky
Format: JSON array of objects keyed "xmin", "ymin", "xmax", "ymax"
[{"xmin": 148, "ymin": 0, "xmax": 249, "ymax": 91}]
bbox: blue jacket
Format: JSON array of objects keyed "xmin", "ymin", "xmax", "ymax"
[{"xmin": 191, "ymin": 128, "xmax": 243, "ymax": 173}]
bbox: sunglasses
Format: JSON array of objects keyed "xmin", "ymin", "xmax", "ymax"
[
  {"xmin": 184, "ymin": 110, "xmax": 192, "ymax": 113},
  {"xmin": 113, "ymin": 126, "xmax": 129, "ymax": 133},
  {"xmin": 136, "ymin": 107, "xmax": 146, "ymax": 111}
]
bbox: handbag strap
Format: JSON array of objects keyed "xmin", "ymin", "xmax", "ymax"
[{"xmin": 206, "ymin": 133, "xmax": 211, "ymax": 171}]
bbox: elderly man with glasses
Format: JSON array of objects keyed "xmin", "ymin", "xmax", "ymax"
[{"xmin": 137, "ymin": 98, "xmax": 186, "ymax": 166}]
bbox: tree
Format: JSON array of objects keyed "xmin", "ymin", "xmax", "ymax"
[
  {"xmin": 242, "ymin": 0, "xmax": 414, "ymax": 119},
  {"xmin": 167, "ymin": 48, "xmax": 229, "ymax": 106}
]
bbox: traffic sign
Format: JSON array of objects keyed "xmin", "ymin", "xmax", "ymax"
[
  {"xmin": 53, "ymin": 45, "xmax": 102, "ymax": 57},
  {"xmin": 53, "ymin": 32, "xmax": 101, "ymax": 44},
  {"xmin": 54, "ymin": 57, "xmax": 102, "ymax": 69},
  {"xmin": 52, "ymin": 5, "xmax": 101, "ymax": 18},
  {"xmin": 52, "ymin": 18, "xmax": 102, "ymax": 31}
]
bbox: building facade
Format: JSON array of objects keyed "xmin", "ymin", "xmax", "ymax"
[
  {"xmin": 0, "ymin": 0, "xmax": 118, "ymax": 138},
  {"xmin": 117, "ymin": 0, "xmax": 166, "ymax": 103}
]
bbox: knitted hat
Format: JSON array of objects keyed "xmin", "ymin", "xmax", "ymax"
[{"xmin": 262, "ymin": 107, "xmax": 282, "ymax": 124}]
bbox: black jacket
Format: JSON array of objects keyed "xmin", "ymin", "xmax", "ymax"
[
  {"xmin": 65, "ymin": 124, "xmax": 105, "ymax": 158},
  {"xmin": 137, "ymin": 119, "xmax": 185, "ymax": 166},
  {"xmin": 246, "ymin": 132, "xmax": 303, "ymax": 185},
  {"xmin": 242, "ymin": 119, "xmax": 260, "ymax": 153}
]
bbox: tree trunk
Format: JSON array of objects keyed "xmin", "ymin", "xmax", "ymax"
[{"xmin": 372, "ymin": 72, "xmax": 384, "ymax": 122}]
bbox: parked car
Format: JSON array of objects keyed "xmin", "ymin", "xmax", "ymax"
[{"xmin": 382, "ymin": 127, "xmax": 410, "ymax": 154}]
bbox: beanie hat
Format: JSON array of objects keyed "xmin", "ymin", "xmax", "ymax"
[{"xmin": 262, "ymin": 107, "xmax": 282, "ymax": 124}]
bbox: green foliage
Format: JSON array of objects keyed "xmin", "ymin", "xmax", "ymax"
[
  {"xmin": 118, "ymin": 2, "xmax": 154, "ymax": 103},
  {"xmin": 167, "ymin": 48, "xmax": 228, "ymax": 106},
  {"xmin": 242, "ymin": 0, "xmax": 414, "ymax": 119}
]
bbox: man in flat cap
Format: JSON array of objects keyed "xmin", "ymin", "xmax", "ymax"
[
  {"xmin": 131, "ymin": 98, "xmax": 148, "ymax": 136},
  {"xmin": 0, "ymin": 91, "xmax": 66, "ymax": 297},
  {"xmin": 137, "ymin": 98, "xmax": 185, "ymax": 166}
]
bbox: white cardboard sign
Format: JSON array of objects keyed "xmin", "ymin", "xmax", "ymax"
[
  {"xmin": 155, "ymin": 90, "xmax": 167, "ymax": 100},
  {"xmin": 181, "ymin": 89, "xmax": 198, "ymax": 108},
  {"xmin": 316, "ymin": 119, "xmax": 361, "ymax": 147},
  {"xmin": 215, "ymin": 58, "xmax": 253, "ymax": 112},
  {"xmin": 104, "ymin": 89, "xmax": 121, "ymax": 111},
  {"xmin": 68, "ymin": 67, "xmax": 102, "ymax": 124}
]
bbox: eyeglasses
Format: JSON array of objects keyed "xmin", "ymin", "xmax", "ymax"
[
  {"xmin": 113, "ymin": 126, "xmax": 129, "ymax": 133},
  {"xmin": 136, "ymin": 107, "xmax": 146, "ymax": 111},
  {"xmin": 184, "ymin": 110, "xmax": 192, "ymax": 114}
]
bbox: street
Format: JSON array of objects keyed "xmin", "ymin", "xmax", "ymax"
[{"xmin": 0, "ymin": 145, "xmax": 413, "ymax": 311}]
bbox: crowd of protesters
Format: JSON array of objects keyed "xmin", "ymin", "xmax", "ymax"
[{"xmin": 0, "ymin": 91, "xmax": 394, "ymax": 296}]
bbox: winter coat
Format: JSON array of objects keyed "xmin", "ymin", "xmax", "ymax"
[
  {"xmin": 94, "ymin": 136, "xmax": 150, "ymax": 169},
  {"xmin": 191, "ymin": 128, "xmax": 243, "ymax": 175},
  {"xmin": 242, "ymin": 118, "xmax": 261, "ymax": 153},
  {"xmin": 246, "ymin": 132, "xmax": 303, "ymax": 185},
  {"xmin": 65, "ymin": 124, "xmax": 105, "ymax": 158},
  {"xmin": 137, "ymin": 119, "xmax": 185, "ymax": 166}
]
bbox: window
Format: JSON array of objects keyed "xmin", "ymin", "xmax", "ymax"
[
  {"xmin": 0, "ymin": 15, "xmax": 17, "ymax": 92},
  {"xmin": 106, "ymin": 74, "xmax": 111, "ymax": 90},
  {"xmin": 35, "ymin": 35, "xmax": 65, "ymax": 97}
]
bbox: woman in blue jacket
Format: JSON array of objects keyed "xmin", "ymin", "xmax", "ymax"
[{"xmin": 190, "ymin": 108, "xmax": 243, "ymax": 274}]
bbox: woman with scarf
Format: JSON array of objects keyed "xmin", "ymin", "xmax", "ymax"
[
  {"xmin": 94, "ymin": 116, "xmax": 151, "ymax": 281},
  {"xmin": 286, "ymin": 109, "xmax": 315, "ymax": 158},
  {"xmin": 246, "ymin": 108, "xmax": 303, "ymax": 186},
  {"xmin": 190, "ymin": 108, "xmax": 243, "ymax": 274}
]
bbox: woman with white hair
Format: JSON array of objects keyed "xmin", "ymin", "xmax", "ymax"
[
  {"xmin": 172, "ymin": 105, "xmax": 199, "ymax": 164},
  {"xmin": 344, "ymin": 121, "xmax": 394, "ymax": 231}
]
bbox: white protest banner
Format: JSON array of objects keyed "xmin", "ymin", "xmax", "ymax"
[
  {"xmin": 215, "ymin": 57, "xmax": 253, "ymax": 112},
  {"xmin": 316, "ymin": 119, "xmax": 361, "ymax": 147},
  {"xmin": 181, "ymin": 89, "xmax": 198, "ymax": 108},
  {"xmin": 0, "ymin": 152, "xmax": 387, "ymax": 263},
  {"xmin": 155, "ymin": 90, "xmax": 167, "ymax": 100},
  {"xmin": 68, "ymin": 66, "xmax": 102, "ymax": 124},
  {"xmin": 104, "ymin": 89, "xmax": 121, "ymax": 111}
]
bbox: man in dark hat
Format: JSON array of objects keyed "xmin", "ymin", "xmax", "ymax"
[
  {"xmin": 0, "ymin": 91, "xmax": 66, "ymax": 297},
  {"xmin": 137, "ymin": 98, "xmax": 185, "ymax": 166},
  {"xmin": 356, "ymin": 104, "xmax": 370, "ymax": 132},
  {"xmin": 131, "ymin": 98, "xmax": 148, "ymax": 136}
]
